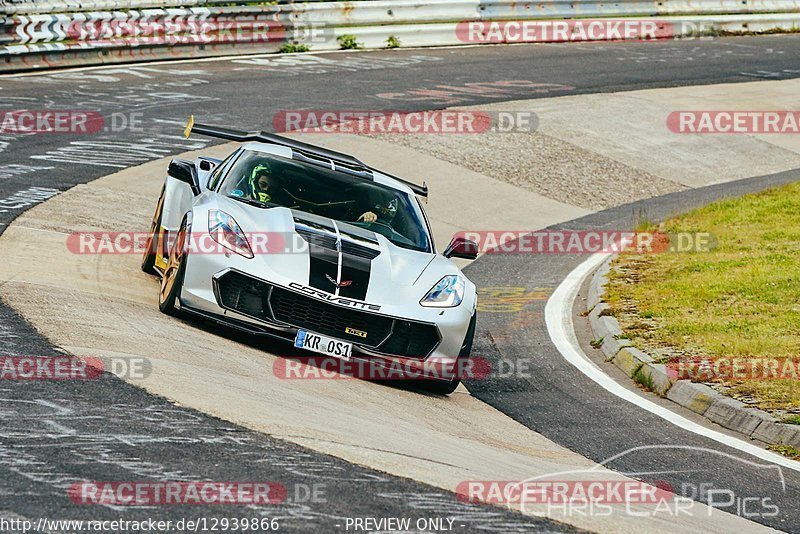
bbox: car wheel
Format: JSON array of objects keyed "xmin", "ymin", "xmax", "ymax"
[
  {"xmin": 420, "ymin": 312, "xmax": 476, "ymax": 395},
  {"xmin": 141, "ymin": 186, "xmax": 166, "ymax": 275},
  {"xmin": 158, "ymin": 217, "xmax": 188, "ymax": 316}
]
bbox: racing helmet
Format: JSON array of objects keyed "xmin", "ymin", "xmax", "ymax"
[{"xmin": 248, "ymin": 163, "xmax": 272, "ymax": 202}]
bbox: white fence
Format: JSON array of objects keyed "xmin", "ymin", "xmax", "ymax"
[{"xmin": 1, "ymin": 0, "xmax": 799, "ymax": 71}]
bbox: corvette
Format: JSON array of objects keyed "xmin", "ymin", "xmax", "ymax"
[
  {"xmin": 287, "ymin": 282, "xmax": 382, "ymax": 311},
  {"xmin": 142, "ymin": 118, "xmax": 479, "ymax": 394}
]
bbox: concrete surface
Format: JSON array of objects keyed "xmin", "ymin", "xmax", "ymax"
[
  {"xmin": 0, "ymin": 143, "xmax": 769, "ymax": 533},
  {"xmin": 4, "ymin": 76, "xmax": 800, "ymax": 532}
]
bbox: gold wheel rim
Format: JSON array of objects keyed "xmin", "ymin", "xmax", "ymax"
[
  {"xmin": 143, "ymin": 189, "xmax": 165, "ymax": 265},
  {"xmin": 159, "ymin": 227, "xmax": 186, "ymax": 305}
]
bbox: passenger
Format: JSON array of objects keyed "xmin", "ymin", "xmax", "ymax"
[{"xmin": 247, "ymin": 163, "xmax": 274, "ymax": 203}]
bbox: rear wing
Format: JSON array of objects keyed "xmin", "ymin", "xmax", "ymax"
[{"xmin": 184, "ymin": 116, "xmax": 428, "ymax": 198}]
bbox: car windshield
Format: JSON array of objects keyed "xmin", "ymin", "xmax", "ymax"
[{"xmin": 218, "ymin": 149, "xmax": 431, "ymax": 253}]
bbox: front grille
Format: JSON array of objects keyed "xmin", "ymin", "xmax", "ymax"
[
  {"xmin": 215, "ymin": 271, "xmax": 440, "ymax": 358},
  {"xmin": 269, "ymin": 285, "xmax": 392, "ymax": 346}
]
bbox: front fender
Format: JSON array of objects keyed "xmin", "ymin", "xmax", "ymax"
[{"xmin": 162, "ymin": 175, "xmax": 195, "ymax": 235}]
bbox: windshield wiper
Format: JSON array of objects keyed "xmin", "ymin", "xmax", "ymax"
[{"xmin": 229, "ymin": 196, "xmax": 269, "ymax": 209}]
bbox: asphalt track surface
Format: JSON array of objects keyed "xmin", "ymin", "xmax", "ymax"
[
  {"xmin": 1, "ymin": 35, "xmax": 800, "ymax": 531},
  {"xmin": 0, "ymin": 322, "xmax": 568, "ymax": 532},
  {"xmin": 464, "ymin": 169, "xmax": 800, "ymax": 532}
]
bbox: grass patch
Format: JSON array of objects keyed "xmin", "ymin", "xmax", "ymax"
[
  {"xmin": 279, "ymin": 42, "xmax": 310, "ymax": 54},
  {"xmin": 783, "ymin": 414, "xmax": 800, "ymax": 425},
  {"xmin": 768, "ymin": 444, "xmax": 800, "ymax": 460},
  {"xmin": 386, "ymin": 35, "xmax": 401, "ymax": 49},
  {"xmin": 605, "ymin": 182, "xmax": 800, "ymax": 412},
  {"xmin": 633, "ymin": 366, "xmax": 655, "ymax": 392}
]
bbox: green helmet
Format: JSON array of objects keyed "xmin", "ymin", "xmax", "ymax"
[
  {"xmin": 250, "ymin": 163, "xmax": 271, "ymax": 184},
  {"xmin": 248, "ymin": 163, "xmax": 272, "ymax": 202}
]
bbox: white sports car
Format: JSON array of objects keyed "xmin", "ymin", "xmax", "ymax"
[{"xmin": 142, "ymin": 119, "xmax": 478, "ymax": 394}]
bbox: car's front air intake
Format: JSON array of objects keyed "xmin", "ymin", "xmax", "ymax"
[{"xmin": 215, "ymin": 271, "xmax": 439, "ymax": 358}]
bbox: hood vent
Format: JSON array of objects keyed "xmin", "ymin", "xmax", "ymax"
[{"xmin": 296, "ymin": 226, "xmax": 381, "ymax": 260}]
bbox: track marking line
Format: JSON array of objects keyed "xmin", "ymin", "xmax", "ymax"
[
  {"xmin": 0, "ymin": 46, "xmax": 453, "ymax": 79},
  {"xmin": 545, "ymin": 252, "xmax": 800, "ymax": 473}
]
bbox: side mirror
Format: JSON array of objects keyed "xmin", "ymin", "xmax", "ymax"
[
  {"xmin": 198, "ymin": 158, "xmax": 219, "ymax": 172},
  {"xmin": 168, "ymin": 159, "xmax": 201, "ymax": 196},
  {"xmin": 443, "ymin": 236, "xmax": 479, "ymax": 260}
]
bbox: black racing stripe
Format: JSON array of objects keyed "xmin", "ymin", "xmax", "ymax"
[
  {"xmin": 292, "ymin": 212, "xmax": 335, "ymax": 232},
  {"xmin": 338, "ymin": 254, "xmax": 371, "ymax": 301},
  {"xmin": 307, "ymin": 245, "xmax": 339, "ymax": 293},
  {"xmin": 296, "ymin": 222, "xmax": 381, "ymax": 300},
  {"xmin": 338, "ymin": 234, "xmax": 380, "ymax": 301},
  {"xmin": 338, "ymin": 222, "xmax": 379, "ymax": 244},
  {"xmin": 295, "ymin": 219, "xmax": 339, "ymax": 293}
]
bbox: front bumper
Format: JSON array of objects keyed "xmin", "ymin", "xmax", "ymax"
[{"xmin": 178, "ymin": 253, "xmax": 475, "ymax": 382}]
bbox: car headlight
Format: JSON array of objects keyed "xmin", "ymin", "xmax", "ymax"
[
  {"xmin": 420, "ymin": 275, "xmax": 465, "ymax": 308},
  {"xmin": 208, "ymin": 209, "xmax": 253, "ymax": 259}
]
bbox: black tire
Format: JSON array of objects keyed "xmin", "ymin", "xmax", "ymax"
[
  {"xmin": 420, "ymin": 312, "xmax": 477, "ymax": 395},
  {"xmin": 158, "ymin": 218, "xmax": 188, "ymax": 316},
  {"xmin": 141, "ymin": 186, "xmax": 166, "ymax": 275}
]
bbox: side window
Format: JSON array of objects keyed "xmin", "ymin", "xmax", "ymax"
[
  {"xmin": 208, "ymin": 150, "xmax": 241, "ymax": 191},
  {"xmin": 416, "ymin": 197, "xmax": 434, "ymax": 253}
]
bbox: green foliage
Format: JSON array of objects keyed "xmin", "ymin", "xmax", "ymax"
[
  {"xmin": 279, "ymin": 42, "xmax": 310, "ymax": 54},
  {"xmin": 337, "ymin": 34, "xmax": 362, "ymax": 50}
]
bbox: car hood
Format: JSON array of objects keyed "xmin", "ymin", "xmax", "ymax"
[{"xmin": 214, "ymin": 198, "xmax": 439, "ymax": 305}]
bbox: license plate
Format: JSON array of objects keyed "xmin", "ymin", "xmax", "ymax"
[{"xmin": 294, "ymin": 330, "xmax": 352, "ymax": 360}]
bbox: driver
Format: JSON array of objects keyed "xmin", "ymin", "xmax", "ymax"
[
  {"xmin": 358, "ymin": 197, "xmax": 399, "ymax": 224},
  {"xmin": 247, "ymin": 163, "xmax": 273, "ymax": 203}
]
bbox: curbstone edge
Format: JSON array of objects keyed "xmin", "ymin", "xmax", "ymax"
[
  {"xmin": 665, "ymin": 380, "xmax": 723, "ymax": 416},
  {"xmin": 587, "ymin": 255, "xmax": 612, "ymax": 312},
  {"xmin": 704, "ymin": 397, "xmax": 775, "ymax": 436},
  {"xmin": 588, "ymin": 302, "xmax": 610, "ymax": 335},
  {"xmin": 600, "ymin": 336, "xmax": 631, "ymax": 362},
  {"xmin": 614, "ymin": 347, "xmax": 653, "ymax": 378},
  {"xmin": 586, "ymin": 256, "xmax": 800, "ymax": 450},
  {"xmin": 634, "ymin": 363, "xmax": 675, "ymax": 396},
  {"xmin": 752, "ymin": 420, "xmax": 800, "ymax": 449}
]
